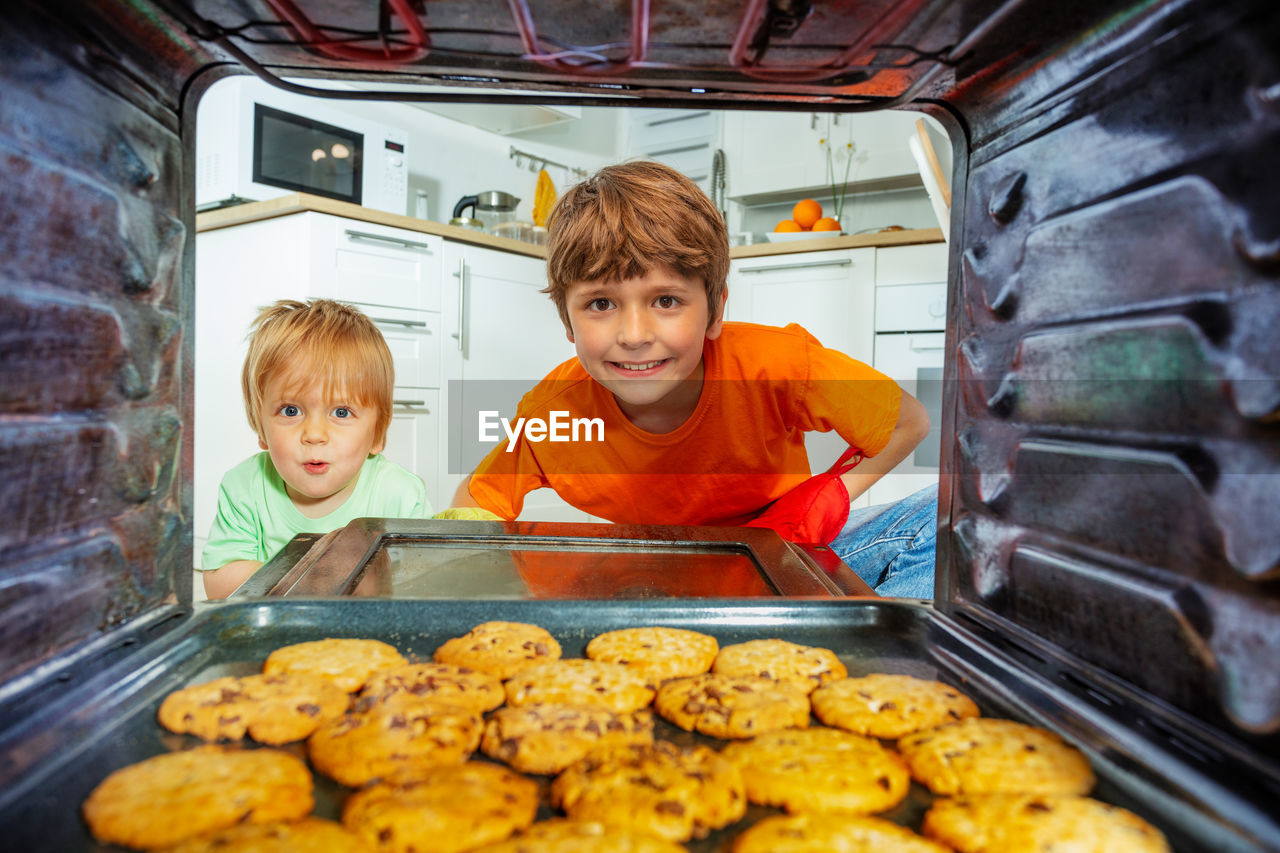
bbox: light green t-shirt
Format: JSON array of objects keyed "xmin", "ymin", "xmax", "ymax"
[{"xmin": 201, "ymin": 452, "xmax": 431, "ymax": 571}]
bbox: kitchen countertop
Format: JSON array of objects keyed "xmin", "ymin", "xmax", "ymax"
[{"xmin": 194, "ymin": 192, "xmax": 945, "ymax": 259}]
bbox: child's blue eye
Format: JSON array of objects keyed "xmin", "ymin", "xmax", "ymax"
[
  {"xmin": 332, "ymin": 407, "xmax": 352, "ymax": 419},
  {"xmin": 280, "ymin": 404, "xmax": 300, "ymax": 417}
]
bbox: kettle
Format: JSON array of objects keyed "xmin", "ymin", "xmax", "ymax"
[{"xmin": 451, "ymin": 191, "xmax": 520, "ymax": 232}]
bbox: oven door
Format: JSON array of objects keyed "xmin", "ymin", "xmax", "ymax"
[
  {"xmin": 870, "ymin": 330, "xmax": 945, "ymax": 505},
  {"xmin": 232, "ymin": 518, "xmax": 874, "ymax": 599}
]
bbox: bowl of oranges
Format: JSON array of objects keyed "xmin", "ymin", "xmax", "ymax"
[{"xmin": 766, "ymin": 198, "xmax": 843, "ymax": 242}]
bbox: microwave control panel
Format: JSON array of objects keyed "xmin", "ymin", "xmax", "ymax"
[{"xmin": 370, "ymin": 129, "xmax": 409, "ymax": 215}]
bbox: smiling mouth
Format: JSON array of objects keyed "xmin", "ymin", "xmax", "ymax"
[{"xmin": 610, "ymin": 359, "xmax": 668, "ymax": 372}]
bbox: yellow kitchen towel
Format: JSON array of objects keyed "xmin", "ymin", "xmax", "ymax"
[{"xmin": 533, "ymin": 168, "xmax": 556, "ymax": 227}]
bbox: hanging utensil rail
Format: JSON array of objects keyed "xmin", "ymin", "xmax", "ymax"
[{"xmin": 509, "ymin": 146, "xmax": 587, "ymax": 180}]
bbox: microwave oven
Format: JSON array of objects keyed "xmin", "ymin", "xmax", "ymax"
[{"xmin": 195, "ymin": 77, "xmax": 409, "ymax": 214}]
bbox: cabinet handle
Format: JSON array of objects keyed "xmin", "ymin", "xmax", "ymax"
[
  {"xmin": 393, "ymin": 399, "xmax": 428, "ymax": 408},
  {"xmin": 647, "ymin": 111, "xmax": 711, "ymax": 127},
  {"xmin": 739, "ymin": 259, "xmax": 853, "ymax": 274},
  {"xmin": 909, "ymin": 338, "xmax": 946, "ymax": 352},
  {"xmin": 648, "ymin": 142, "xmax": 709, "ymax": 158},
  {"xmin": 451, "ymin": 259, "xmax": 467, "ymax": 352},
  {"xmin": 370, "ymin": 316, "xmax": 429, "ymax": 328},
  {"xmin": 344, "ymin": 229, "xmax": 435, "ymax": 252}
]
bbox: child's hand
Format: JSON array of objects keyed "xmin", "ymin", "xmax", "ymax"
[
  {"xmin": 745, "ymin": 446, "xmax": 863, "ymax": 544},
  {"xmin": 432, "ymin": 507, "xmax": 503, "ymax": 521}
]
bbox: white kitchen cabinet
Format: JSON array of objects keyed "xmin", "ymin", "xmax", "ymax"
[
  {"xmin": 624, "ymin": 108, "xmax": 722, "ymax": 194},
  {"xmin": 439, "ymin": 241, "xmax": 589, "ymax": 522},
  {"xmin": 727, "ymin": 248, "xmax": 877, "ymax": 506},
  {"xmin": 867, "ymin": 242, "xmax": 949, "ymax": 507},
  {"xmin": 193, "ymin": 213, "xmax": 444, "ymax": 564},
  {"xmin": 723, "ymin": 110, "xmax": 926, "ymax": 200}
]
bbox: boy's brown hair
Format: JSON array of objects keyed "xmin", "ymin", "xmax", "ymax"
[
  {"xmin": 544, "ymin": 160, "xmax": 729, "ymax": 328},
  {"xmin": 242, "ymin": 299, "xmax": 395, "ymax": 446}
]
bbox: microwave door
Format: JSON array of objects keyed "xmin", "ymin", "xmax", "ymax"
[{"xmin": 253, "ymin": 103, "xmax": 363, "ymax": 204}]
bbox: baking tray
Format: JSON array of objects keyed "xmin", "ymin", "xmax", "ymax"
[{"xmin": 0, "ymin": 599, "xmax": 1273, "ymax": 852}]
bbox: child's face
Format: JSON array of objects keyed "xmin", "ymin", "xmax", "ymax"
[
  {"xmin": 564, "ymin": 266, "xmax": 723, "ymax": 428},
  {"xmin": 256, "ymin": 369, "xmax": 384, "ymax": 517}
]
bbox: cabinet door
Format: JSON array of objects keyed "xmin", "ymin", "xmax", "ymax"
[
  {"xmin": 626, "ymin": 108, "xmax": 721, "ymax": 192},
  {"xmin": 305, "ymin": 220, "xmax": 446, "ymax": 517},
  {"xmin": 723, "ymin": 111, "xmax": 828, "ymax": 199},
  {"xmin": 309, "ymin": 215, "xmax": 443, "ymax": 311},
  {"xmin": 194, "ymin": 213, "xmax": 445, "ymax": 565},
  {"xmin": 866, "ymin": 241, "xmax": 950, "ymax": 508},
  {"xmin": 382, "ymin": 390, "xmax": 442, "ymax": 511},
  {"xmin": 364, "ymin": 308, "xmax": 444, "ymax": 510},
  {"xmin": 728, "ymin": 248, "xmax": 876, "ymax": 502},
  {"xmin": 725, "ymin": 110, "xmax": 926, "ymax": 199},
  {"xmin": 730, "ymin": 249, "xmax": 875, "ymax": 361},
  {"xmin": 440, "ymin": 242, "xmax": 587, "ymax": 520},
  {"xmin": 194, "ymin": 216, "xmax": 314, "ymax": 566}
]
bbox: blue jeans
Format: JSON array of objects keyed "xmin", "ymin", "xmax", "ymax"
[{"xmin": 829, "ymin": 485, "xmax": 938, "ymax": 599}]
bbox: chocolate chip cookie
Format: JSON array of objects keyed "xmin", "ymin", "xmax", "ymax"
[
  {"xmin": 504, "ymin": 659, "xmax": 656, "ymax": 714},
  {"xmin": 585, "ymin": 626, "xmax": 718, "ymax": 683},
  {"xmin": 811, "ymin": 673, "xmax": 980, "ymax": 739},
  {"xmin": 157, "ymin": 673, "xmax": 349, "ymax": 744},
  {"xmin": 898, "ymin": 718, "xmax": 1095, "ymax": 796},
  {"xmin": 733, "ymin": 813, "xmax": 952, "ymax": 852},
  {"xmin": 480, "ymin": 703, "xmax": 655, "ymax": 775},
  {"xmin": 923, "ymin": 794, "xmax": 1171, "ymax": 852},
  {"xmin": 712, "ymin": 639, "xmax": 847, "ymax": 694},
  {"xmin": 357, "ymin": 662, "xmax": 505, "ymax": 715},
  {"xmin": 433, "ymin": 621, "xmax": 562, "ymax": 680},
  {"xmin": 82, "ymin": 746, "xmax": 313, "ymax": 850},
  {"xmin": 262, "ymin": 638, "xmax": 408, "ymax": 693},
  {"xmin": 343, "ymin": 762, "xmax": 538, "ymax": 853},
  {"xmin": 551, "ymin": 741, "xmax": 746, "ymax": 842},
  {"xmin": 720, "ymin": 726, "xmax": 911, "ymax": 813},
  {"xmin": 308, "ymin": 701, "xmax": 483, "ymax": 787},
  {"xmin": 654, "ymin": 674, "xmax": 810, "ymax": 739}
]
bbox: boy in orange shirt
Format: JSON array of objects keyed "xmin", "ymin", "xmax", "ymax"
[{"xmin": 453, "ymin": 161, "xmax": 937, "ymax": 597}]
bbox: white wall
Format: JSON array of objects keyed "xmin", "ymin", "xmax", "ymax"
[{"xmin": 356, "ymin": 102, "xmax": 621, "ymax": 225}]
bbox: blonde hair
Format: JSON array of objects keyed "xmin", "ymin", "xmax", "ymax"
[
  {"xmin": 544, "ymin": 160, "xmax": 728, "ymax": 328},
  {"xmin": 242, "ymin": 299, "xmax": 394, "ymax": 446}
]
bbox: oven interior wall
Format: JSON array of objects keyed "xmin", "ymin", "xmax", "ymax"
[
  {"xmin": 937, "ymin": 0, "xmax": 1280, "ymax": 751},
  {"xmin": 0, "ymin": 0, "xmax": 1276, "ymax": 766},
  {"xmin": 0, "ymin": 1, "xmax": 202, "ymax": 687}
]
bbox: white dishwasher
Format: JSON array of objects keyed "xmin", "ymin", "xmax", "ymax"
[{"xmin": 868, "ymin": 244, "xmax": 948, "ymax": 506}]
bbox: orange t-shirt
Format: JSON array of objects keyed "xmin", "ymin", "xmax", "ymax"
[{"xmin": 467, "ymin": 322, "xmax": 901, "ymax": 526}]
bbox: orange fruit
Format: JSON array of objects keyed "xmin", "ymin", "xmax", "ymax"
[
  {"xmin": 812, "ymin": 217, "xmax": 842, "ymax": 232},
  {"xmin": 774, "ymin": 219, "xmax": 803, "ymax": 232},
  {"xmin": 792, "ymin": 199, "xmax": 823, "ymax": 229}
]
